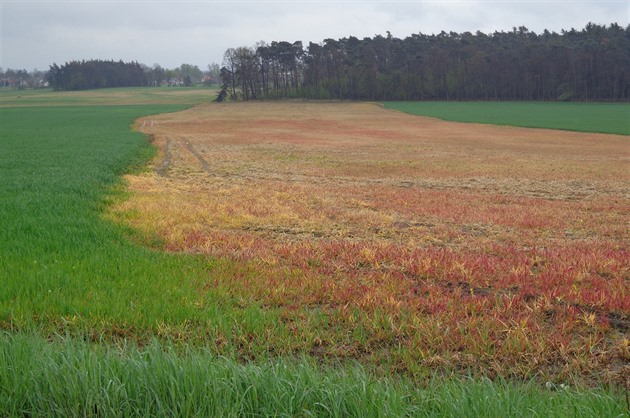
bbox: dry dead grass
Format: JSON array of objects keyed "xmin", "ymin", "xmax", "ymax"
[{"xmin": 110, "ymin": 101, "xmax": 629, "ymax": 382}]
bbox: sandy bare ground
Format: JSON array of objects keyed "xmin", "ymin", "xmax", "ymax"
[
  {"xmin": 121, "ymin": 102, "xmax": 629, "ymax": 247},
  {"xmin": 140, "ymin": 102, "xmax": 628, "ymax": 193}
]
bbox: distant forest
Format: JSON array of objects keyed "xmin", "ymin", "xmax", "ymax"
[
  {"xmin": 41, "ymin": 60, "xmax": 214, "ymax": 91},
  {"xmin": 46, "ymin": 60, "xmax": 148, "ymax": 90},
  {"xmin": 219, "ymin": 23, "xmax": 630, "ymax": 102}
]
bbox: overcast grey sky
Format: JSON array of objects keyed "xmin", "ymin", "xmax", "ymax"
[{"xmin": 1, "ymin": 0, "xmax": 628, "ymax": 71}]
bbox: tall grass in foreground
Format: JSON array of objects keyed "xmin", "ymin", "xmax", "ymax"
[
  {"xmin": 1, "ymin": 333, "xmax": 626, "ymax": 418},
  {"xmin": 383, "ymin": 101, "xmax": 630, "ymax": 135}
]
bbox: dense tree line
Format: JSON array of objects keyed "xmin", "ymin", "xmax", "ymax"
[
  {"xmin": 219, "ymin": 23, "xmax": 630, "ymax": 102},
  {"xmin": 46, "ymin": 60, "xmax": 148, "ymax": 90}
]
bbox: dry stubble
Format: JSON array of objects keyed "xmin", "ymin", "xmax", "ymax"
[{"xmin": 112, "ymin": 102, "xmax": 629, "ymax": 382}]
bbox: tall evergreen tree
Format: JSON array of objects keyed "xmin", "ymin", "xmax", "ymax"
[{"xmin": 220, "ymin": 23, "xmax": 629, "ymax": 102}]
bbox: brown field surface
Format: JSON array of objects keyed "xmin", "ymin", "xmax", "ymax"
[{"xmin": 113, "ymin": 102, "xmax": 629, "ymax": 383}]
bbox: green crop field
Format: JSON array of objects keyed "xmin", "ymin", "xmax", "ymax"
[
  {"xmin": 383, "ymin": 101, "xmax": 630, "ymax": 135},
  {"xmin": 0, "ymin": 104, "xmax": 216, "ymax": 328},
  {"xmin": 1, "ymin": 89, "xmax": 627, "ymax": 416}
]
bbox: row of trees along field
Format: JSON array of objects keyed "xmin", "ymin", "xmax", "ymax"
[{"xmin": 219, "ymin": 23, "xmax": 630, "ymax": 102}]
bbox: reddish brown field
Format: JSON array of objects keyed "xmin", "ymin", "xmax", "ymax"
[{"xmin": 114, "ymin": 102, "xmax": 629, "ymax": 383}]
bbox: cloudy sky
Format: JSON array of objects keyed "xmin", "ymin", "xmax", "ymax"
[{"xmin": 1, "ymin": 0, "xmax": 628, "ymax": 71}]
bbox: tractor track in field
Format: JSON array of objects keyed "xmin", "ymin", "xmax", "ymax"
[
  {"xmin": 155, "ymin": 136, "xmax": 172, "ymax": 177},
  {"xmin": 184, "ymin": 139, "xmax": 211, "ymax": 173}
]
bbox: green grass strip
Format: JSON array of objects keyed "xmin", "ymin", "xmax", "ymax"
[
  {"xmin": 1, "ymin": 332, "xmax": 627, "ymax": 418},
  {"xmin": 382, "ymin": 101, "xmax": 630, "ymax": 135}
]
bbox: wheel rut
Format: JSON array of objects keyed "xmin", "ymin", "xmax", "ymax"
[
  {"xmin": 156, "ymin": 137, "xmax": 172, "ymax": 177},
  {"xmin": 184, "ymin": 140, "xmax": 211, "ymax": 173}
]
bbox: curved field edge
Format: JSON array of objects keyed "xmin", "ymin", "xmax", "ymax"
[
  {"xmin": 1, "ymin": 332, "xmax": 627, "ymax": 417},
  {"xmin": 382, "ymin": 101, "xmax": 630, "ymax": 135},
  {"xmin": 0, "ymin": 104, "xmax": 216, "ymax": 331}
]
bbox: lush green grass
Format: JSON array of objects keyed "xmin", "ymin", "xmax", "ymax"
[
  {"xmin": 0, "ymin": 103, "xmax": 274, "ymax": 342},
  {"xmin": 1, "ymin": 332, "xmax": 626, "ymax": 418},
  {"xmin": 383, "ymin": 101, "xmax": 630, "ymax": 135}
]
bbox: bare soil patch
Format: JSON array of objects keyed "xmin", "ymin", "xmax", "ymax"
[{"xmin": 129, "ymin": 102, "xmax": 628, "ymax": 246}]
